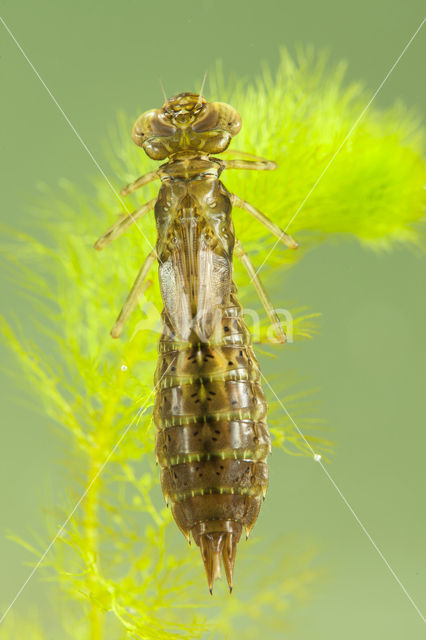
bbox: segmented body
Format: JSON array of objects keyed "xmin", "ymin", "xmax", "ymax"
[
  {"xmin": 96, "ymin": 92, "xmax": 297, "ymax": 591},
  {"xmin": 152, "ymin": 156, "xmax": 270, "ymax": 585}
]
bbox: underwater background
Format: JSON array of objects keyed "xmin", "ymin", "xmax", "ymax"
[{"xmin": 0, "ymin": 0, "xmax": 425, "ymax": 638}]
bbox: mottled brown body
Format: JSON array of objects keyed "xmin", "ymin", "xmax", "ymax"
[
  {"xmin": 95, "ymin": 92, "xmax": 298, "ymax": 591},
  {"xmin": 153, "ymin": 153, "xmax": 269, "ymax": 589}
]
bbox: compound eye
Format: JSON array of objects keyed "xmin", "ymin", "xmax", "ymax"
[
  {"xmin": 192, "ymin": 104, "xmax": 219, "ymax": 133},
  {"xmin": 151, "ymin": 112, "xmax": 177, "ymax": 136},
  {"xmin": 213, "ymin": 102, "xmax": 242, "ymax": 137},
  {"xmin": 131, "ymin": 109, "xmax": 176, "ymax": 147},
  {"xmin": 192, "ymin": 102, "xmax": 241, "ymax": 137}
]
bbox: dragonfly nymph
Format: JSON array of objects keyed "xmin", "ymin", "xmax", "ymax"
[{"xmin": 95, "ymin": 92, "xmax": 298, "ymax": 592}]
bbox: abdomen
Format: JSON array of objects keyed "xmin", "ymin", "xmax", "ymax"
[{"xmin": 153, "ymin": 288, "xmax": 270, "ymax": 591}]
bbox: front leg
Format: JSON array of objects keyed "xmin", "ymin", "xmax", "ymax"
[
  {"xmin": 223, "ymin": 158, "xmax": 277, "ymax": 171},
  {"xmin": 120, "ymin": 169, "xmax": 159, "ymax": 196},
  {"xmin": 219, "ymin": 149, "xmax": 277, "ymax": 172}
]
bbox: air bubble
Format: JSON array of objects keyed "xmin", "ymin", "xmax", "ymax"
[
  {"xmin": 313, "ymin": 453, "xmax": 322, "ymax": 462},
  {"xmin": 121, "ymin": 364, "xmax": 128, "ymax": 372}
]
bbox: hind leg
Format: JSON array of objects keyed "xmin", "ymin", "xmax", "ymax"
[
  {"xmin": 234, "ymin": 240, "xmax": 286, "ymax": 344},
  {"xmin": 111, "ymin": 250, "xmax": 156, "ymax": 338}
]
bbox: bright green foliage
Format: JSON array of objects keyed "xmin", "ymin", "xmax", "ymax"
[
  {"xmin": 0, "ymin": 49, "xmax": 424, "ymax": 638},
  {"xmin": 214, "ymin": 49, "xmax": 424, "ymax": 259}
]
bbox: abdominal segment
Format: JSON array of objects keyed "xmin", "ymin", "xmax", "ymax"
[{"xmin": 153, "ymin": 292, "xmax": 270, "ymax": 591}]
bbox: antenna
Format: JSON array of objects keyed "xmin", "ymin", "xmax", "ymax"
[
  {"xmin": 159, "ymin": 77, "xmax": 167, "ymax": 104},
  {"xmin": 196, "ymin": 71, "xmax": 208, "ymax": 107}
]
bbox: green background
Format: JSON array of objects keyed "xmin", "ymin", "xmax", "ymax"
[{"xmin": 0, "ymin": 0, "xmax": 425, "ymax": 637}]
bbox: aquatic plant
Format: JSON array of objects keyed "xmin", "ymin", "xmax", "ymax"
[{"xmin": 0, "ymin": 49, "xmax": 424, "ymax": 638}]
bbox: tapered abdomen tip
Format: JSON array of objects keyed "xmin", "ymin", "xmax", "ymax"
[{"xmin": 197, "ymin": 529, "xmax": 239, "ymax": 593}]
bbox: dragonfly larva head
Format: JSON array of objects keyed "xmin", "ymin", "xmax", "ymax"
[
  {"xmin": 131, "ymin": 93, "xmax": 242, "ymax": 160},
  {"xmin": 162, "ymin": 92, "xmax": 207, "ymax": 126}
]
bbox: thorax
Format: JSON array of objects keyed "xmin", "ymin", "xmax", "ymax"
[
  {"xmin": 154, "ymin": 155, "xmax": 233, "ymax": 241},
  {"xmin": 158, "ymin": 154, "xmax": 224, "ymax": 183}
]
